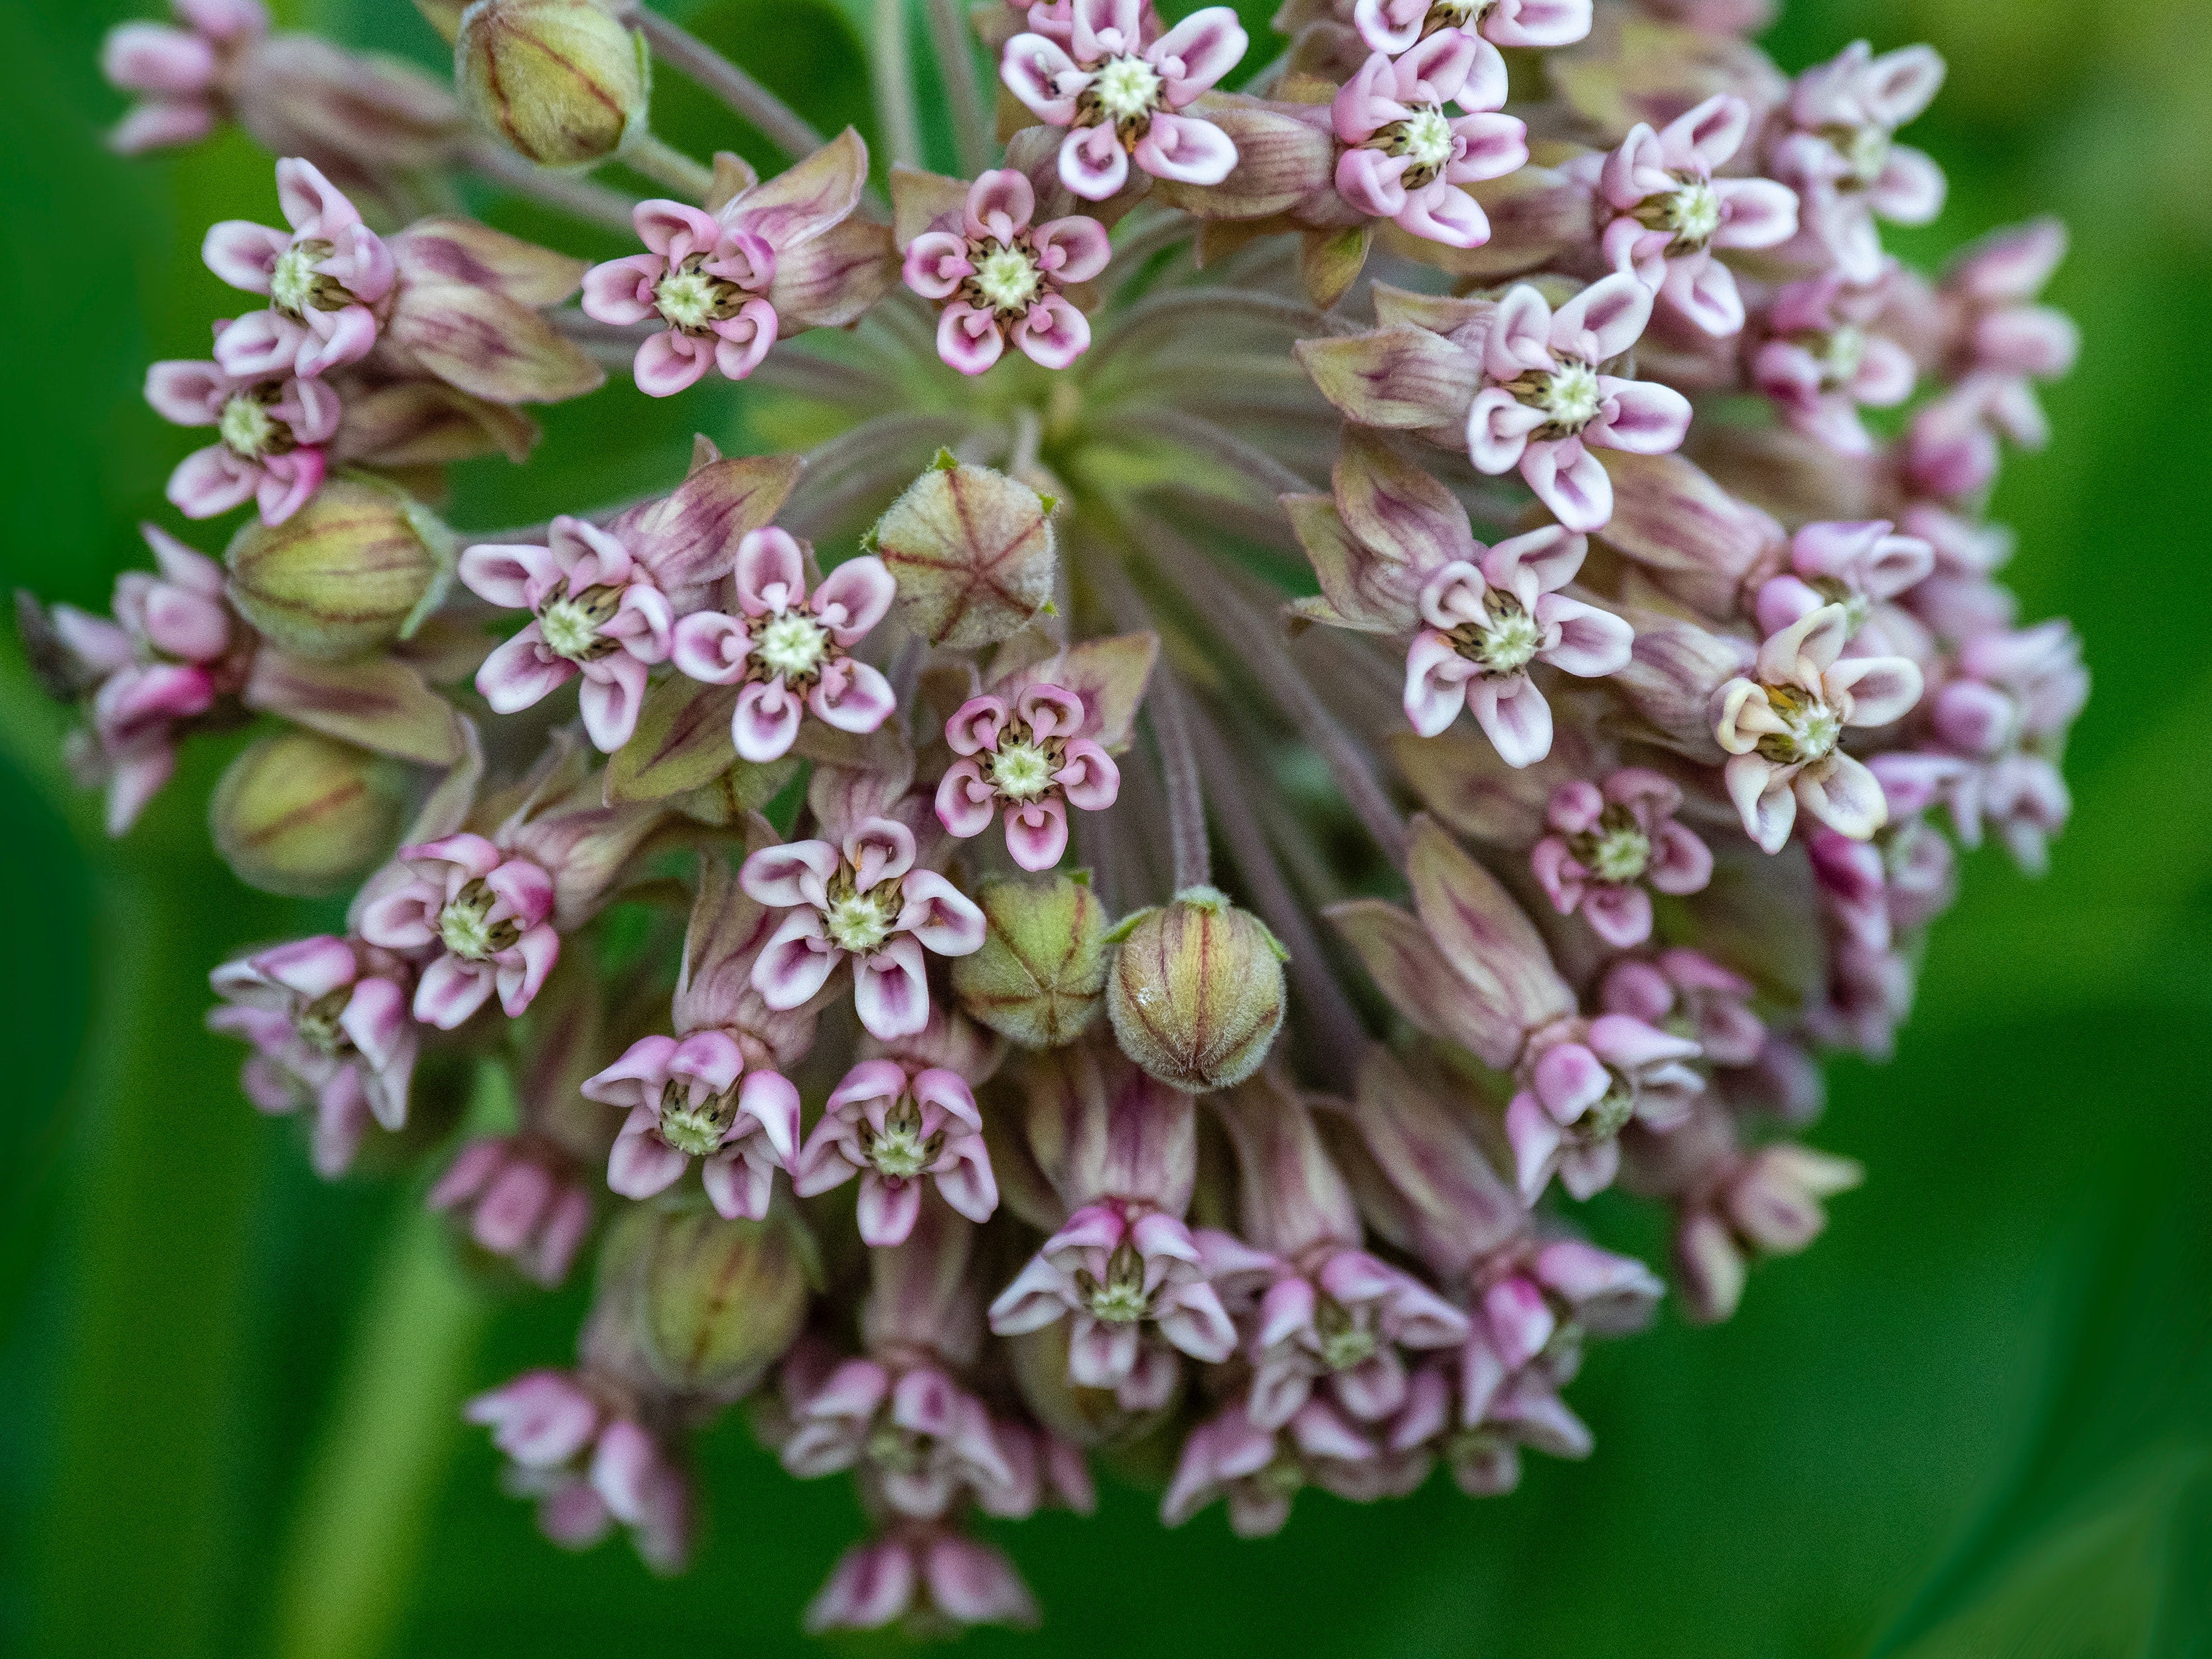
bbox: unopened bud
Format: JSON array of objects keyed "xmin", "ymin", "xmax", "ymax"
[
  {"xmin": 1105, "ymin": 886, "xmax": 1286, "ymax": 1093},
  {"xmin": 455, "ymin": 0, "xmax": 648, "ymax": 168},
  {"xmin": 952, "ymin": 873, "xmax": 1108, "ymax": 1048},
  {"xmin": 210, "ymin": 728, "xmax": 403, "ymax": 896},
  {"xmin": 224, "ymin": 478, "xmax": 447, "ymax": 661},
  {"xmin": 870, "ymin": 454, "xmax": 1056, "ymax": 648},
  {"xmin": 631, "ymin": 1205, "xmax": 813, "ymax": 1401}
]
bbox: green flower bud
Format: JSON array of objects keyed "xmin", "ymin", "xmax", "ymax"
[
  {"xmin": 455, "ymin": 0, "xmax": 648, "ymax": 168},
  {"xmin": 210, "ymin": 729, "xmax": 404, "ymax": 897},
  {"xmin": 1106, "ymin": 886, "xmax": 1287, "ymax": 1093},
  {"xmin": 225, "ymin": 480, "xmax": 449, "ymax": 662},
  {"xmin": 952, "ymin": 872, "xmax": 1108, "ymax": 1048},
  {"xmin": 630, "ymin": 1205, "xmax": 813, "ymax": 1401}
]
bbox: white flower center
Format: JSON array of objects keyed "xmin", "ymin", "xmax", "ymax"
[
  {"xmin": 437, "ymin": 880, "xmax": 517, "ymax": 962},
  {"xmin": 990, "ymin": 738, "xmax": 1056, "ymax": 801},
  {"xmin": 1816, "ymin": 326, "xmax": 1866, "ymax": 388},
  {"xmin": 269, "ymin": 244, "xmax": 321, "ymax": 315},
  {"xmin": 537, "ymin": 586, "xmax": 621, "ymax": 662},
  {"xmin": 972, "ymin": 242, "xmax": 1043, "ymax": 314},
  {"xmin": 655, "ymin": 265, "xmax": 730, "ymax": 332},
  {"xmin": 1845, "ymin": 125, "xmax": 1891, "ymax": 187},
  {"xmin": 219, "ymin": 393, "xmax": 277, "ymax": 459},
  {"xmin": 1454, "ymin": 593, "xmax": 1543, "ymax": 674},
  {"xmin": 825, "ymin": 886, "xmax": 899, "ymax": 954},
  {"xmin": 1092, "ymin": 54, "xmax": 1163, "ymax": 123},
  {"xmin": 861, "ymin": 1099, "xmax": 934, "ymax": 1178},
  {"xmin": 752, "ymin": 611, "xmax": 829, "ymax": 680},
  {"xmin": 1761, "ymin": 685, "xmax": 1842, "ymax": 764},
  {"xmin": 1529, "ymin": 359, "xmax": 1603, "ymax": 432},
  {"xmin": 1659, "ymin": 178, "xmax": 1723, "ymax": 248},
  {"xmin": 1397, "ymin": 106, "xmax": 1457, "ymax": 174},
  {"xmin": 1079, "ymin": 1241, "xmax": 1152, "ymax": 1323}
]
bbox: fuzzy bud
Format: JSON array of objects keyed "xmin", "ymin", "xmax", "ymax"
[
  {"xmin": 1105, "ymin": 886, "xmax": 1287, "ymax": 1093},
  {"xmin": 210, "ymin": 728, "xmax": 402, "ymax": 896},
  {"xmin": 455, "ymin": 0, "xmax": 647, "ymax": 168},
  {"xmin": 870, "ymin": 454, "xmax": 1056, "ymax": 649},
  {"xmin": 628, "ymin": 1205, "xmax": 813, "ymax": 1402},
  {"xmin": 951, "ymin": 872, "xmax": 1108, "ymax": 1048},
  {"xmin": 224, "ymin": 479, "xmax": 448, "ymax": 661}
]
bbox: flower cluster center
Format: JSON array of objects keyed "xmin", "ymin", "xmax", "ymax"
[
  {"xmin": 1078, "ymin": 1240, "xmax": 1151, "ymax": 1323},
  {"xmin": 859, "ymin": 1097, "xmax": 938, "ymax": 1179},
  {"xmin": 1453, "ymin": 590, "xmax": 1543, "ymax": 675},
  {"xmin": 218, "ymin": 390, "xmax": 284, "ymax": 459},
  {"xmin": 824, "ymin": 875, "xmax": 903, "ymax": 954},
  {"xmin": 1511, "ymin": 358, "xmax": 1604, "ymax": 437}
]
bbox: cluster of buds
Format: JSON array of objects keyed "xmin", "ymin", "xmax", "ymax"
[{"xmin": 31, "ymin": 0, "xmax": 2085, "ymax": 1636}]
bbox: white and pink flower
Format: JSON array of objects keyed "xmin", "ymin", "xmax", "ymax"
[
  {"xmin": 460, "ymin": 517, "xmax": 677, "ymax": 753},
  {"xmin": 145, "ymin": 356, "xmax": 338, "ymax": 524},
  {"xmin": 583, "ymin": 199, "xmax": 778, "ymax": 396},
  {"xmin": 1465, "ymin": 275, "xmax": 1692, "ymax": 533},
  {"xmin": 901, "ymin": 169, "xmax": 1110, "ymax": 376},
  {"xmin": 793, "ymin": 1059, "xmax": 999, "ymax": 1246},
  {"xmin": 1505, "ymin": 1015, "xmax": 1705, "ymax": 1200},
  {"xmin": 1001, "ymin": 0, "xmax": 1248, "ymax": 202},
  {"xmin": 1353, "ymin": 0, "xmax": 1589, "ymax": 57},
  {"xmin": 358, "ymin": 832, "xmax": 561, "ymax": 1028},
  {"xmin": 934, "ymin": 684, "xmax": 1120, "ymax": 870},
  {"xmin": 1331, "ymin": 33, "xmax": 1528, "ymax": 249},
  {"xmin": 202, "ymin": 157, "xmax": 395, "ymax": 380},
  {"xmin": 580, "ymin": 1030, "xmax": 803, "ymax": 1220},
  {"xmin": 741, "ymin": 818, "xmax": 986, "ymax": 1041},
  {"xmin": 669, "ymin": 527, "xmax": 896, "ymax": 762},
  {"xmin": 1530, "ymin": 769, "xmax": 1714, "ymax": 948}
]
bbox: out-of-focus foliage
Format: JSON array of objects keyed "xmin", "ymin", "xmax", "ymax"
[{"xmin": 2, "ymin": 0, "xmax": 2208, "ymax": 1655}]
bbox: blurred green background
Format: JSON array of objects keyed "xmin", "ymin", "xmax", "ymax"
[{"xmin": 5, "ymin": 0, "xmax": 2210, "ymax": 1654}]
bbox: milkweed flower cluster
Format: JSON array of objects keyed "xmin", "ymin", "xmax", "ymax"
[{"xmin": 24, "ymin": 0, "xmax": 2085, "ymax": 1636}]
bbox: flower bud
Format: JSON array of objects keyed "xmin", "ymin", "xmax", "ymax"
[
  {"xmin": 870, "ymin": 454, "xmax": 1056, "ymax": 648},
  {"xmin": 1105, "ymin": 886, "xmax": 1287, "ymax": 1093},
  {"xmin": 951, "ymin": 873, "xmax": 1108, "ymax": 1048},
  {"xmin": 414, "ymin": 0, "xmax": 471, "ymax": 42},
  {"xmin": 210, "ymin": 728, "xmax": 403, "ymax": 896},
  {"xmin": 631, "ymin": 1205, "xmax": 813, "ymax": 1402},
  {"xmin": 455, "ymin": 0, "xmax": 648, "ymax": 169},
  {"xmin": 224, "ymin": 478, "xmax": 447, "ymax": 661}
]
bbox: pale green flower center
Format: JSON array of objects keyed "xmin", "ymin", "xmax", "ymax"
[
  {"xmin": 1078, "ymin": 1241, "xmax": 1151, "ymax": 1323},
  {"xmin": 1314, "ymin": 1297, "xmax": 1378, "ymax": 1371},
  {"xmin": 658, "ymin": 1080, "xmax": 737, "ymax": 1158},
  {"xmin": 1574, "ymin": 807, "xmax": 1653, "ymax": 884},
  {"xmin": 1757, "ymin": 684, "xmax": 1842, "ymax": 764},
  {"xmin": 1845, "ymin": 125, "xmax": 1891, "ymax": 187},
  {"xmin": 1657, "ymin": 177, "xmax": 1723, "ymax": 249},
  {"xmin": 972, "ymin": 242, "xmax": 1043, "ymax": 314},
  {"xmin": 1092, "ymin": 54, "xmax": 1163, "ymax": 123},
  {"xmin": 753, "ymin": 611, "xmax": 829, "ymax": 680},
  {"xmin": 990, "ymin": 738, "xmax": 1057, "ymax": 801},
  {"xmin": 269, "ymin": 241, "xmax": 334, "ymax": 316},
  {"xmin": 1528, "ymin": 359, "xmax": 1603, "ymax": 432},
  {"xmin": 294, "ymin": 986, "xmax": 354, "ymax": 1056},
  {"xmin": 1816, "ymin": 325, "xmax": 1867, "ymax": 388},
  {"xmin": 865, "ymin": 1421, "xmax": 932, "ymax": 1473},
  {"xmin": 537, "ymin": 585, "xmax": 622, "ymax": 662},
  {"xmin": 825, "ymin": 885, "xmax": 901, "ymax": 954},
  {"xmin": 860, "ymin": 1099, "xmax": 935, "ymax": 1178},
  {"xmin": 1454, "ymin": 592, "xmax": 1543, "ymax": 676},
  {"xmin": 1396, "ymin": 106, "xmax": 1457, "ymax": 175},
  {"xmin": 1578, "ymin": 1076, "xmax": 1638, "ymax": 1141},
  {"xmin": 219, "ymin": 393, "xmax": 277, "ymax": 459},
  {"xmin": 437, "ymin": 879, "xmax": 518, "ymax": 961},
  {"xmin": 654, "ymin": 261, "xmax": 740, "ymax": 333}
]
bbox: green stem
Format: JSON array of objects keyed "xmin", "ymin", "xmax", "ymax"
[
  {"xmin": 265, "ymin": 1176, "xmax": 490, "ymax": 1659},
  {"xmin": 871, "ymin": 0, "xmax": 924, "ymax": 172},
  {"xmin": 625, "ymin": 131, "xmax": 717, "ymax": 200}
]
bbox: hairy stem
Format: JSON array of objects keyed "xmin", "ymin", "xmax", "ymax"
[
  {"xmin": 629, "ymin": 6, "xmax": 826, "ymax": 159},
  {"xmin": 1084, "ymin": 547, "xmax": 1211, "ymax": 889},
  {"xmin": 871, "ymin": 0, "xmax": 924, "ymax": 171},
  {"xmin": 461, "ymin": 137, "xmax": 639, "ymax": 234},
  {"xmin": 924, "ymin": 0, "xmax": 993, "ymax": 176}
]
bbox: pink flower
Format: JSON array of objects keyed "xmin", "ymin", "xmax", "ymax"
[
  {"xmin": 459, "ymin": 517, "xmax": 677, "ymax": 754},
  {"xmin": 1400, "ymin": 528, "xmax": 1634, "ymax": 763},
  {"xmin": 1753, "ymin": 519, "xmax": 1937, "ymax": 648},
  {"xmin": 1457, "ymin": 1240, "xmax": 1661, "ymax": 1425},
  {"xmin": 427, "ymin": 1136, "xmax": 594, "ymax": 1287},
  {"xmin": 1001, "ymin": 0, "xmax": 1248, "ymax": 202},
  {"xmin": 778, "ymin": 1356, "xmax": 1016, "ymax": 1518},
  {"xmin": 579, "ymin": 1031, "xmax": 803, "ymax": 1220},
  {"xmin": 208, "ymin": 934, "xmax": 416, "ymax": 1177},
  {"xmin": 902, "ymin": 170, "xmax": 1111, "ymax": 376},
  {"xmin": 1465, "ymin": 275, "xmax": 1692, "ymax": 533},
  {"xmin": 934, "ymin": 684, "xmax": 1121, "ymax": 869},
  {"xmin": 357, "ymin": 832, "xmax": 561, "ymax": 1028},
  {"xmin": 203, "ymin": 157, "xmax": 394, "ymax": 380},
  {"xmin": 1584, "ymin": 95, "xmax": 1797, "ymax": 337},
  {"xmin": 740, "ymin": 818, "xmax": 986, "ymax": 1041},
  {"xmin": 145, "ymin": 357, "xmax": 338, "ymax": 524},
  {"xmin": 1599, "ymin": 947, "xmax": 1765, "ymax": 1068},
  {"xmin": 1246, "ymin": 1249, "xmax": 1468, "ymax": 1429},
  {"xmin": 1768, "ymin": 41, "xmax": 1947, "ymax": 282},
  {"xmin": 1331, "ymin": 34, "xmax": 1528, "ymax": 249},
  {"xmin": 1530, "ymin": 769, "xmax": 1713, "ymax": 948},
  {"xmin": 1353, "ymin": 0, "xmax": 1590, "ymax": 57},
  {"xmin": 580, "ymin": 133, "xmax": 886, "ymax": 397},
  {"xmin": 100, "ymin": 0, "xmax": 267, "ymax": 155},
  {"xmin": 804, "ymin": 1525, "xmax": 1037, "ymax": 1634},
  {"xmin": 38, "ymin": 523, "xmax": 240, "ymax": 833},
  {"xmin": 466, "ymin": 1371, "xmax": 694, "ymax": 1575},
  {"xmin": 1751, "ymin": 267, "xmax": 1917, "ymax": 455},
  {"xmin": 1933, "ymin": 218, "xmax": 2078, "ymax": 441},
  {"xmin": 1712, "ymin": 603, "xmax": 1925, "ymax": 853},
  {"xmin": 581, "ymin": 199, "xmax": 778, "ymax": 396},
  {"xmin": 793, "ymin": 1059, "xmax": 999, "ymax": 1246},
  {"xmin": 1162, "ymin": 1399, "xmax": 1422, "ymax": 1536},
  {"xmin": 987, "ymin": 1201, "xmax": 1240, "ymax": 1400},
  {"xmin": 1505, "ymin": 1015, "xmax": 1704, "ymax": 1200},
  {"xmin": 669, "ymin": 528, "xmax": 897, "ymax": 762},
  {"xmin": 1923, "ymin": 618, "xmax": 2085, "ymax": 873}
]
